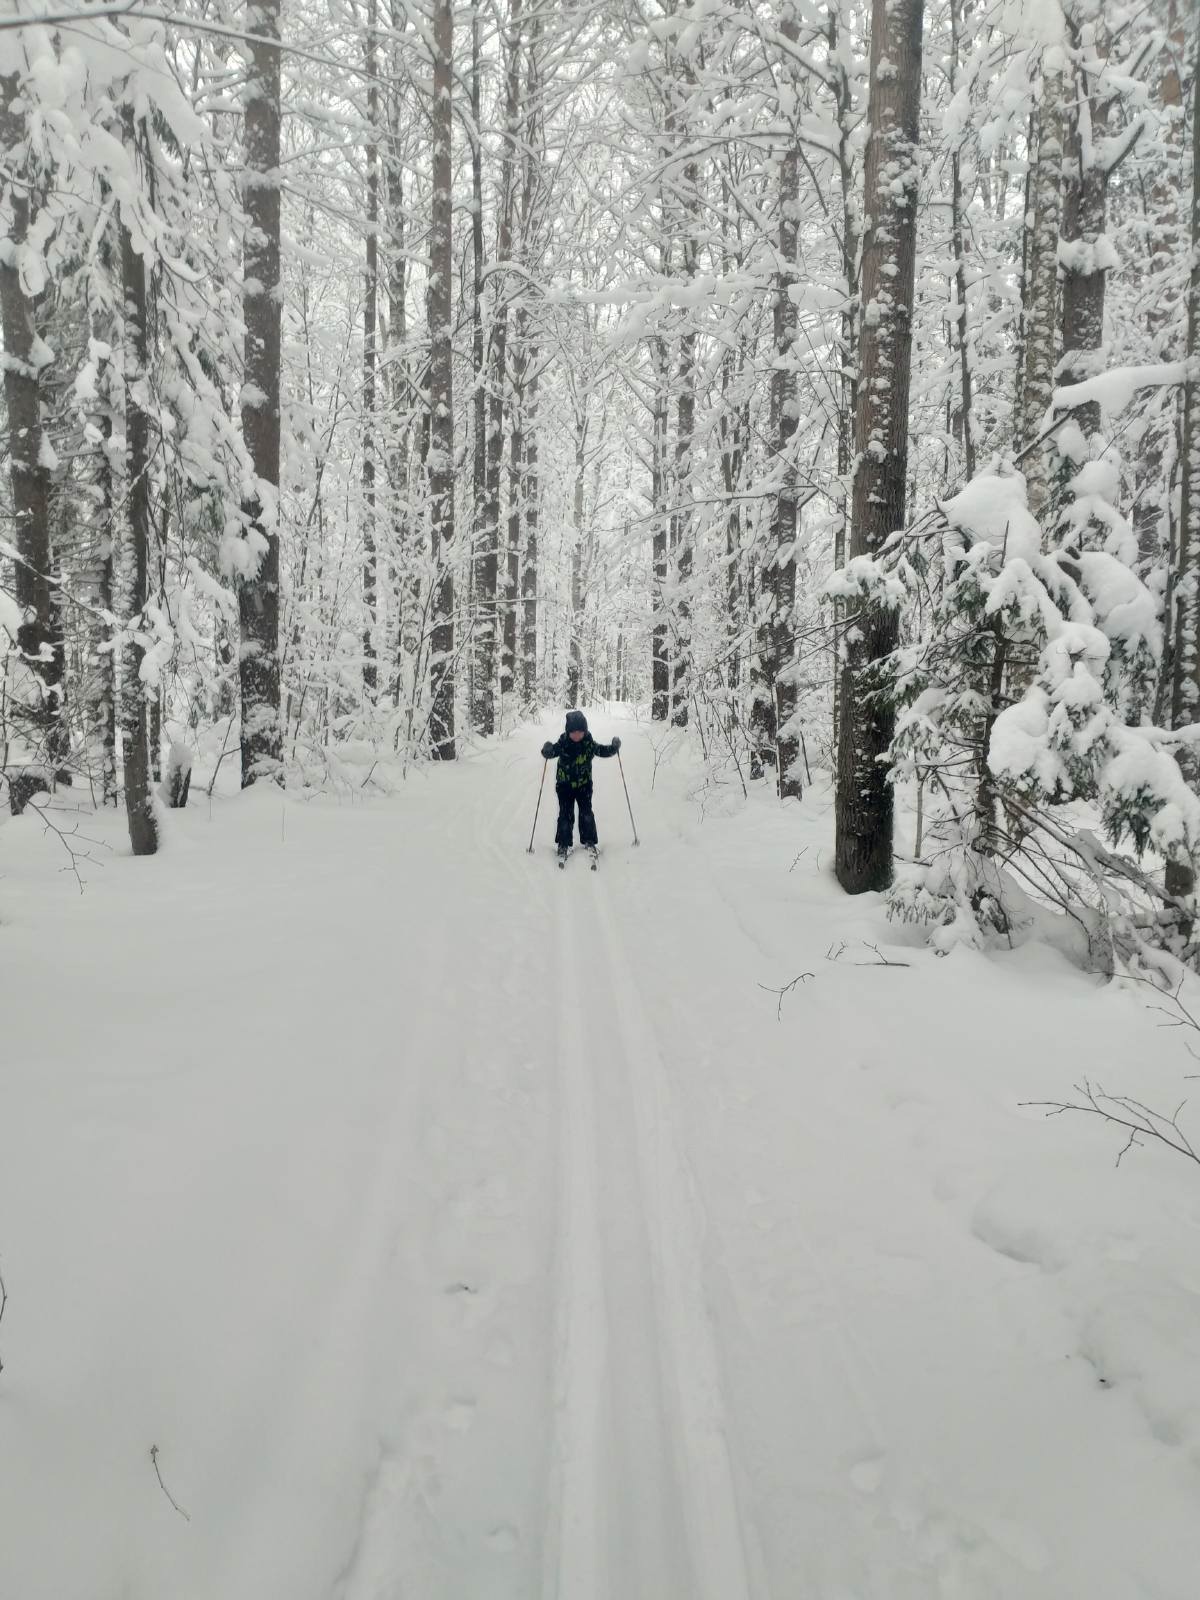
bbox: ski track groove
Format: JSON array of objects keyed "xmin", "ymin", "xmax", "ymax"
[
  {"xmin": 536, "ymin": 732, "xmax": 757, "ymax": 1600},
  {"xmin": 544, "ymin": 873, "xmax": 609, "ymax": 1600},
  {"xmin": 587, "ymin": 870, "xmax": 758, "ymax": 1600}
]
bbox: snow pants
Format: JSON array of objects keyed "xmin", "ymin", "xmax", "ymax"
[{"xmin": 555, "ymin": 782, "xmax": 598, "ymax": 849}]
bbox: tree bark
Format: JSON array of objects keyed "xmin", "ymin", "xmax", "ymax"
[
  {"xmin": 493, "ymin": 0, "xmax": 522, "ymax": 706},
  {"xmin": 1134, "ymin": 0, "xmax": 1185, "ymax": 570},
  {"xmin": 947, "ymin": 0, "xmax": 975, "ymax": 483},
  {"xmin": 0, "ymin": 71, "xmax": 66, "ymax": 769},
  {"xmin": 362, "ymin": 0, "xmax": 379, "ymax": 700},
  {"xmin": 119, "ymin": 119, "xmax": 159, "ymax": 856},
  {"xmin": 521, "ymin": 339, "xmax": 539, "ymax": 705},
  {"xmin": 650, "ymin": 335, "xmax": 670, "ymax": 721},
  {"xmin": 828, "ymin": 0, "xmax": 858, "ymax": 753},
  {"xmin": 1054, "ymin": 10, "xmax": 1110, "ymax": 508},
  {"xmin": 754, "ymin": 3, "xmax": 804, "ymax": 793},
  {"xmin": 834, "ymin": 0, "xmax": 924, "ymax": 894},
  {"xmin": 239, "ymin": 0, "xmax": 283, "ymax": 785},
  {"xmin": 1166, "ymin": 49, "xmax": 1200, "ymax": 903},
  {"xmin": 469, "ymin": 3, "xmax": 487, "ymax": 730},
  {"xmin": 427, "ymin": 0, "xmax": 456, "ymax": 758},
  {"xmin": 1018, "ymin": 53, "xmax": 1063, "ymax": 521}
]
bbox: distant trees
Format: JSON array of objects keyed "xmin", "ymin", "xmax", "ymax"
[{"xmin": 0, "ymin": 0, "xmax": 1196, "ymax": 963}]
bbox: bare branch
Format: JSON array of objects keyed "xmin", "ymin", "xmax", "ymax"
[{"xmin": 150, "ymin": 1445, "xmax": 191, "ymax": 1522}]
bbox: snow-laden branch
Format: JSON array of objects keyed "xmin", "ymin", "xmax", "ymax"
[{"xmin": 1050, "ymin": 361, "xmax": 1189, "ymax": 419}]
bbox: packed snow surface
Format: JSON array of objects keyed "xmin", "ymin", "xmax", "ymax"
[{"xmin": 3, "ymin": 712, "xmax": 1200, "ymax": 1599}]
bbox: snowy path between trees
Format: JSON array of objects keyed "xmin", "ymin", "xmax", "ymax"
[{"xmin": 4, "ymin": 710, "xmax": 1200, "ymax": 1600}]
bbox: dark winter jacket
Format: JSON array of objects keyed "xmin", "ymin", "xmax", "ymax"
[{"xmin": 541, "ymin": 729, "xmax": 619, "ymax": 790}]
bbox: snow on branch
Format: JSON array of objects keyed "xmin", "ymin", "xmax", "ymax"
[{"xmin": 1051, "ymin": 362, "xmax": 1188, "ymax": 419}]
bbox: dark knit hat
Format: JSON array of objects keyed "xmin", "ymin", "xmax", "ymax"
[{"xmin": 564, "ymin": 710, "xmax": 588, "ymax": 735}]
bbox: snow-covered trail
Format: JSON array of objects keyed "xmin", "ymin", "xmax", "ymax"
[{"xmin": 4, "ymin": 709, "xmax": 1200, "ymax": 1600}]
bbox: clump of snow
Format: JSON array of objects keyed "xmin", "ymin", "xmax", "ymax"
[{"xmin": 940, "ymin": 469, "xmax": 1042, "ymax": 565}]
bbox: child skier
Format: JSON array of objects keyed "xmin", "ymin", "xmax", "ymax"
[{"xmin": 540, "ymin": 711, "xmax": 621, "ymax": 862}]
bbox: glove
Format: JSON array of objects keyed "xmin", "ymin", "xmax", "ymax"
[
  {"xmin": 611, "ymin": 736, "xmax": 621, "ymax": 753},
  {"xmin": 541, "ymin": 743, "xmax": 555, "ymax": 760}
]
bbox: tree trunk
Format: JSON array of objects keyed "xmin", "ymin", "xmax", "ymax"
[
  {"xmin": 1134, "ymin": 0, "xmax": 1185, "ymax": 570},
  {"xmin": 506, "ymin": 324, "xmax": 524, "ymax": 703},
  {"xmin": 427, "ymin": 0, "xmax": 456, "ymax": 759},
  {"xmin": 119, "ymin": 121, "xmax": 159, "ymax": 857},
  {"xmin": 1166, "ymin": 51, "xmax": 1200, "ymax": 904},
  {"xmin": 0, "ymin": 72, "xmax": 66, "ymax": 769},
  {"xmin": 650, "ymin": 336, "xmax": 670, "ymax": 721},
  {"xmin": 1018, "ymin": 54, "xmax": 1063, "ymax": 521},
  {"xmin": 828, "ymin": 0, "xmax": 859, "ymax": 753},
  {"xmin": 947, "ymin": 0, "xmax": 975, "ymax": 483},
  {"xmin": 755, "ymin": 3, "xmax": 804, "ymax": 794},
  {"xmin": 834, "ymin": 0, "xmax": 923, "ymax": 895},
  {"xmin": 362, "ymin": 0, "xmax": 379, "ymax": 700},
  {"xmin": 567, "ymin": 406, "xmax": 586, "ymax": 705},
  {"xmin": 239, "ymin": 0, "xmax": 283, "ymax": 785},
  {"xmin": 493, "ymin": 0, "xmax": 522, "ymax": 706},
  {"xmin": 1054, "ymin": 12, "xmax": 1110, "ymax": 516},
  {"xmin": 469, "ymin": 3, "xmax": 488, "ymax": 731},
  {"xmin": 384, "ymin": 7, "xmax": 411, "ymax": 701},
  {"xmin": 521, "ymin": 344, "xmax": 539, "ymax": 705}
]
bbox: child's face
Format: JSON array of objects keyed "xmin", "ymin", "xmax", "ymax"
[{"xmin": 568, "ymin": 730, "xmax": 585, "ymax": 742}]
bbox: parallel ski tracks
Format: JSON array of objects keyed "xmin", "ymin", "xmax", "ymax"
[{"xmin": 543, "ymin": 857, "xmax": 758, "ymax": 1600}]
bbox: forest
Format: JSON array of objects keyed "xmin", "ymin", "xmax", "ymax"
[
  {"xmin": 4, "ymin": 4, "xmax": 1200, "ymax": 1598},
  {"xmin": 0, "ymin": 0, "xmax": 1196, "ymax": 967}
]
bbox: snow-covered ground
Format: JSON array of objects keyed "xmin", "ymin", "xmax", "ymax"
[{"xmin": 3, "ymin": 709, "xmax": 1200, "ymax": 1600}]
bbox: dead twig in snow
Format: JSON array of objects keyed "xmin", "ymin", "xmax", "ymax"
[
  {"xmin": 825, "ymin": 940, "xmax": 910, "ymax": 968},
  {"xmin": 1022, "ymin": 1078, "xmax": 1200, "ymax": 1170},
  {"xmin": 759, "ymin": 971, "xmax": 814, "ymax": 1022},
  {"xmin": 150, "ymin": 1444, "xmax": 191, "ymax": 1521},
  {"xmin": 28, "ymin": 799, "xmax": 109, "ymax": 893}
]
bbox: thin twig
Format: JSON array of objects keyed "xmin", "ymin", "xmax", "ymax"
[
  {"xmin": 758, "ymin": 971, "xmax": 814, "ymax": 1021},
  {"xmin": 1023, "ymin": 1078, "xmax": 1200, "ymax": 1169},
  {"xmin": 150, "ymin": 1445, "xmax": 191, "ymax": 1522}
]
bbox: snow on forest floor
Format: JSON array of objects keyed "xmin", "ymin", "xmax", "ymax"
[{"xmin": 3, "ymin": 708, "xmax": 1200, "ymax": 1600}]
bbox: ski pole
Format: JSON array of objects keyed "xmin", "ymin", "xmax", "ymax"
[
  {"xmin": 617, "ymin": 749, "xmax": 639, "ymax": 846},
  {"xmin": 527, "ymin": 759, "xmax": 548, "ymax": 853}
]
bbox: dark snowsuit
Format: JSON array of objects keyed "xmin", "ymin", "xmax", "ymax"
[{"xmin": 541, "ymin": 715, "xmax": 619, "ymax": 849}]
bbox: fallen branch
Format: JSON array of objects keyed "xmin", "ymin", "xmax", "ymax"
[
  {"xmin": 1023, "ymin": 1078, "xmax": 1200, "ymax": 1170},
  {"xmin": 826, "ymin": 939, "xmax": 910, "ymax": 968},
  {"xmin": 150, "ymin": 1444, "xmax": 191, "ymax": 1521},
  {"xmin": 759, "ymin": 971, "xmax": 814, "ymax": 1021}
]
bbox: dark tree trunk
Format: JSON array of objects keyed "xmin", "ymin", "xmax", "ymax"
[
  {"xmin": 119, "ymin": 121, "xmax": 159, "ymax": 857},
  {"xmin": 469, "ymin": 4, "xmax": 487, "ymax": 730},
  {"xmin": 493, "ymin": 0, "xmax": 522, "ymax": 706},
  {"xmin": 0, "ymin": 72, "xmax": 66, "ymax": 769},
  {"xmin": 947, "ymin": 0, "xmax": 975, "ymax": 482},
  {"xmin": 650, "ymin": 338, "xmax": 670, "ymax": 721},
  {"xmin": 1166, "ymin": 50, "xmax": 1200, "ymax": 904},
  {"xmin": 1018, "ymin": 55, "xmax": 1063, "ymax": 521},
  {"xmin": 239, "ymin": 0, "xmax": 283, "ymax": 786},
  {"xmin": 755, "ymin": 6, "xmax": 804, "ymax": 794},
  {"xmin": 362, "ymin": 0, "xmax": 379, "ymax": 699},
  {"xmin": 828, "ymin": 0, "xmax": 859, "ymax": 754},
  {"xmin": 521, "ymin": 346, "xmax": 539, "ymax": 705},
  {"xmin": 566, "ymin": 407, "xmax": 586, "ymax": 706},
  {"xmin": 427, "ymin": 0, "xmax": 456, "ymax": 758},
  {"xmin": 1054, "ymin": 12, "xmax": 1110, "ymax": 509},
  {"xmin": 834, "ymin": 0, "xmax": 924, "ymax": 894}
]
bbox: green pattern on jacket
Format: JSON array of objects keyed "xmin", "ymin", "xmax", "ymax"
[{"xmin": 546, "ymin": 733, "xmax": 618, "ymax": 790}]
